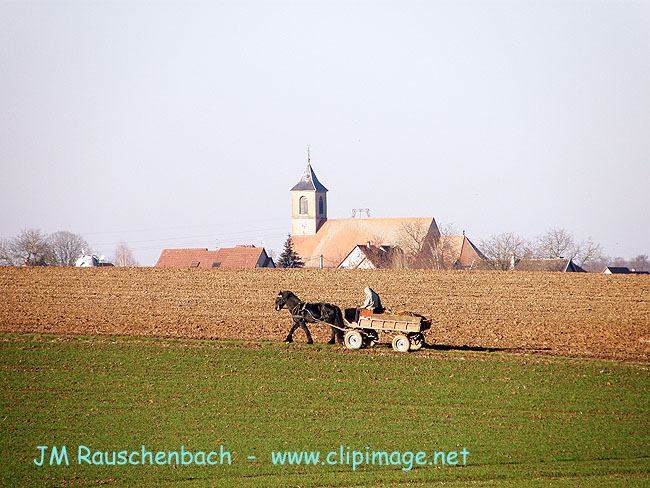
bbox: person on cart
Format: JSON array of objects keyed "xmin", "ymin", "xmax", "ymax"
[{"xmin": 354, "ymin": 286, "xmax": 384, "ymax": 323}]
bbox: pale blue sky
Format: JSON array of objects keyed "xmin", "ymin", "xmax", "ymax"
[{"xmin": 1, "ymin": 0, "xmax": 649, "ymax": 265}]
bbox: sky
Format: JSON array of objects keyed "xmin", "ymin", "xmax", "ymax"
[{"xmin": 1, "ymin": 0, "xmax": 649, "ymax": 266}]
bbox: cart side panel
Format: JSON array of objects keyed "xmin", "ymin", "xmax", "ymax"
[{"xmin": 358, "ymin": 315, "xmax": 423, "ymax": 333}]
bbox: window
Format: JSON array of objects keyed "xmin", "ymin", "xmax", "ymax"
[
  {"xmin": 299, "ymin": 196, "xmax": 308, "ymax": 215},
  {"xmin": 212, "ymin": 262, "xmax": 221, "ymax": 268},
  {"xmin": 319, "ymin": 196, "xmax": 324, "ymax": 215}
]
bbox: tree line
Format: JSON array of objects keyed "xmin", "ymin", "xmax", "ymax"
[
  {"xmin": 479, "ymin": 228, "xmax": 649, "ymax": 272},
  {"xmin": 0, "ymin": 228, "xmax": 138, "ymax": 267},
  {"xmin": 277, "ymin": 225, "xmax": 648, "ymax": 272}
]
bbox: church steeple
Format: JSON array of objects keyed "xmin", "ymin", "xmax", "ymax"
[
  {"xmin": 291, "ymin": 152, "xmax": 328, "ymax": 236},
  {"xmin": 290, "ymin": 163, "xmax": 328, "ymax": 192}
]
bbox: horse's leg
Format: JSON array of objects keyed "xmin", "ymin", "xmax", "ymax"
[
  {"xmin": 284, "ymin": 320, "xmax": 300, "ymax": 343},
  {"xmin": 333, "ymin": 307, "xmax": 345, "ymax": 344},
  {"xmin": 329, "ymin": 324, "xmax": 344, "ymax": 344},
  {"xmin": 332, "ymin": 329, "xmax": 343, "ymax": 344},
  {"xmin": 327, "ymin": 326, "xmax": 337, "ymax": 345},
  {"xmin": 300, "ymin": 320, "xmax": 314, "ymax": 344}
]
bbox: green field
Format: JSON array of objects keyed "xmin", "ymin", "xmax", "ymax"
[{"xmin": 1, "ymin": 334, "xmax": 649, "ymax": 487}]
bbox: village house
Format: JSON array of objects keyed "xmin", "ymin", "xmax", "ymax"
[
  {"xmin": 337, "ymin": 235, "xmax": 486, "ymax": 270},
  {"xmin": 602, "ymin": 266, "xmax": 649, "ymax": 275},
  {"xmin": 337, "ymin": 244, "xmax": 401, "ymax": 269},
  {"xmin": 156, "ymin": 245, "xmax": 275, "ymax": 268},
  {"xmin": 437, "ymin": 234, "xmax": 487, "ymax": 270},
  {"xmin": 603, "ymin": 266, "xmax": 632, "ymax": 274},
  {"xmin": 513, "ymin": 258, "xmax": 586, "ymax": 273}
]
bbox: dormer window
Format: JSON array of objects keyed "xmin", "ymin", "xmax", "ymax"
[{"xmin": 299, "ymin": 196, "xmax": 308, "ymax": 215}]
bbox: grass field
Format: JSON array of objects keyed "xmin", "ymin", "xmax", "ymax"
[{"xmin": 2, "ymin": 334, "xmax": 649, "ymax": 487}]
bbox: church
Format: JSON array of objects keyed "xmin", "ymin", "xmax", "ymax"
[{"xmin": 289, "ymin": 162, "xmax": 485, "ymax": 269}]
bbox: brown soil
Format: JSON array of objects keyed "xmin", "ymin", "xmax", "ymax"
[{"xmin": 1, "ymin": 268, "xmax": 649, "ymax": 362}]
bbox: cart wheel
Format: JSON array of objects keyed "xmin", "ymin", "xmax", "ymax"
[
  {"xmin": 392, "ymin": 334, "xmax": 410, "ymax": 353},
  {"xmin": 344, "ymin": 330, "xmax": 363, "ymax": 350},
  {"xmin": 409, "ymin": 333, "xmax": 424, "ymax": 351}
]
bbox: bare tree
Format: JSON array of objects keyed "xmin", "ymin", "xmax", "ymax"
[
  {"xmin": 394, "ymin": 221, "xmax": 430, "ymax": 268},
  {"xmin": 113, "ymin": 242, "xmax": 139, "ymax": 267},
  {"xmin": 582, "ymin": 254, "xmax": 610, "ymax": 273},
  {"xmin": 48, "ymin": 231, "xmax": 89, "ymax": 266},
  {"xmin": 8, "ymin": 229, "xmax": 52, "ymax": 265},
  {"xmin": 534, "ymin": 229, "xmax": 602, "ymax": 268},
  {"xmin": 535, "ymin": 228, "xmax": 576, "ymax": 260},
  {"xmin": 438, "ymin": 222, "xmax": 459, "ymax": 236},
  {"xmin": 367, "ymin": 233, "xmax": 386, "ymax": 247},
  {"xmin": 397, "ymin": 221, "xmax": 431, "ymax": 259},
  {"xmin": 390, "ymin": 245, "xmax": 411, "ymax": 269},
  {"xmin": 0, "ymin": 238, "xmax": 16, "ymax": 266},
  {"xmin": 572, "ymin": 237, "xmax": 602, "ymax": 268},
  {"xmin": 479, "ymin": 232, "xmax": 531, "ymax": 270},
  {"xmin": 629, "ymin": 254, "xmax": 650, "ymax": 272},
  {"xmin": 394, "ymin": 221, "xmax": 460, "ymax": 269}
]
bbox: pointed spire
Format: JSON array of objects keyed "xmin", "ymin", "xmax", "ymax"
[
  {"xmin": 307, "ymin": 145, "xmax": 311, "ymax": 164},
  {"xmin": 290, "ymin": 159, "xmax": 328, "ymax": 192}
]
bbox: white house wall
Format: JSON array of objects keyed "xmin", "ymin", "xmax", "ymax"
[
  {"xmin": 358, "ymin": 258, "xmax": 375, "ymax": 269},
  {"xmin": 339, "ymin": 247, "xmax": 366, "ymax": 269}
]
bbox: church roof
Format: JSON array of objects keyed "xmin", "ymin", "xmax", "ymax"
[
  {"xmin": 292, "ymin": 217, "xmax": 439, "ymax": 267},
  {"xmin": 290, "ymin": 164, "xmax": 328, "ymax": 192}
]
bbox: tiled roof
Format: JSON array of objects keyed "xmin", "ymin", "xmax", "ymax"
[
  {"xmin": 602, "ymin": 266, "xmax": 631, "ymax": 274},
  {"xmin": 156, "ymin": 246, "xmax": 272, "ymax": 268},
  {"xmin": 214, "ymin": 246, "xmax": 270, "ymax": 268},
  {"xmin": 359, "ymin": 245, "xmax": 398, "ymax": 268},
  {"xmin": 292, "ymin": 217, "xmax": 439, "ymax": 267},
  {"xmin": 438, "ymin": 235, "xmax": 486, "ymax": 268},
  {"xmin": 155, "ymin": 248, "xmax": 213, "ymax": 268},
  {"xmin": 458, "ymin": 235, "xmax": 487, "ymax": 266},
  {"xmin": 440, "ymin": 235, "xmax": 464, "ymax": 259},
  {"xmin": 290, "ymin": 164, "xmax": 328, "ymax": 192}
]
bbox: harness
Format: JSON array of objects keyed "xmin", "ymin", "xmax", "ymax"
[
  {"xmin": 290, "ymin": 302, "xmax": 307, "ymax": 320},
  {"xmin": 290, "ymin": 301, "xmax": 347, "ymax": 332}
]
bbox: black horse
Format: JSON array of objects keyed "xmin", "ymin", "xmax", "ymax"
[{"xmin": 275, "ymin": 290, "xmax": 345, "ymax": 344}]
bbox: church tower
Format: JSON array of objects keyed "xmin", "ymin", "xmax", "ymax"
[{"xmin": 291, "ymin": 153, "xmax": 328, "ymax": 236}]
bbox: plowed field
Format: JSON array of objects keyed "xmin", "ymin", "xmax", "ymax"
[{"xmin": 1, "ymin": 267, "xmax": 649, "ymax": 361}]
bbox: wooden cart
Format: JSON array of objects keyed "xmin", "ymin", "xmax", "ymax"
[{"xmin": 342, "ymin": 308, "xmax": 430, "ymax": 352}]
